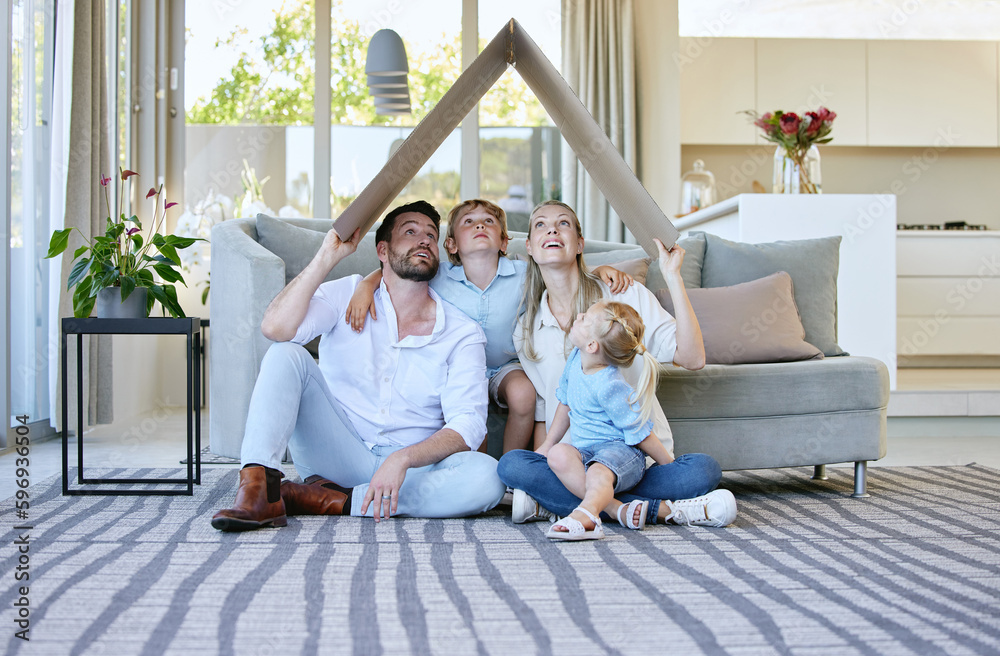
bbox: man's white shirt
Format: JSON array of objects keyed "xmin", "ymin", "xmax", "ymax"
[{"xmin": 291, "ymin": 275, "xmax": 488, "ymax": 450}]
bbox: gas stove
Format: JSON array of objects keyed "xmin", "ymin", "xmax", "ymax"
[{"xmin": 897, "ymin": 221, "xmax": 988, "ymax": 231}]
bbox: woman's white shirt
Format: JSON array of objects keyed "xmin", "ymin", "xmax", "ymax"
[{"xmin": 514, "ymin": 281, "xmax": 677, "ymax": 454}]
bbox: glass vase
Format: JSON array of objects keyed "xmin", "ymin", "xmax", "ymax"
[{"xmin": 772, "ymin": 145, "xmax": 822, "ymax": 194}]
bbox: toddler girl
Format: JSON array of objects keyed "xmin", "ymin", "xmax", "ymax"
[{"xmin": 536, "ymin": 300, "xmax": 674, "ymax": 540}]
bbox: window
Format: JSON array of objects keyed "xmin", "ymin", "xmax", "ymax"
[
  {"xmin": 8, "ymin": 0, "xmax": 55, "ymax": 439},
  {"xmin": 183, "ymin": 0, "xmax": 561, "ymax": 223}
]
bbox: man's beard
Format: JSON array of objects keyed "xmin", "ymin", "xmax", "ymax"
[{"xmin": 387, "ymin": 243, "xmax": 438, "ymax": 282}]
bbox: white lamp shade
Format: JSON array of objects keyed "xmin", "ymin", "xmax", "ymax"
[{"xmin": 365, "ymin": 29, "xmax": 409, "ymax": 76}]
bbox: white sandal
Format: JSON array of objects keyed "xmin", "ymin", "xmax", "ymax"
[
  {"xmin": 616, "ymin": 499, "xmax": 649, "ymax": 530},
  {"xmin": 545, "ymin": 506, "xmax": 605, "ymax": 541}
]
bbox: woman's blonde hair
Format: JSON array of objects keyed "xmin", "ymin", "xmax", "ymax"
[
  {"xmin": 518, "ymin": 200, "xmax": 603, "ymax": 361},
  {"xmin": 443, "ymin": 199, "xmax": 509, "ymax": 266},
  {"xmin": 590, "ymin": 301, "xmax": 661, "ymax": 426}
]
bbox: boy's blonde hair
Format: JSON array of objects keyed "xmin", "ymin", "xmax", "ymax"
[
  {"xmin": 590, "ymin": 301, "xmax": 661, "ymax": 427},
  {"xmin": 443, "ymin": 199, "xmax": 509, "ymax": 265},
  {"xmin": 518, "ymin": 200, "xmax": 604, "ymax": 361}
]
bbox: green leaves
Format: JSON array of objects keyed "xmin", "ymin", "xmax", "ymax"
[
  {"xmin": 66, "ymin": 258, "xmax": 91, "ymax": 290},
  {"xmin": 119, "ymin": 276, "xmax": 136, "ymax": 302},
  {"xmin": 153, "ymin": 262, "xmax": 185, "ymax": 284},
  {"xmin": 45, "ymin": 228, "xmax": 72, "ymax": 259},
  {"xmin": 148, "ymin": 284, "xmax": 186, "ymax": 318},
  {"xmin": 71, "ymin": 277, "xmax": 95, "ymax": 318}
]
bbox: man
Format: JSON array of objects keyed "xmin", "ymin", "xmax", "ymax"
[{"xmin": 212, "ymin": 201, "xmax": 505, "ymax": 531}]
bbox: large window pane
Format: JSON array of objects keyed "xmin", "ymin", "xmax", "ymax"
[
  {"xmin": 10, "ymin": 0, "xmax": 53, "ymax": 427},
  {"xmin": 184, "ymin": 0, "xmax": 314, "ymax": 217},
  {"xmin": 478, "ymin": 0, "xmax": 561, "ymax": 213},
  {"xmin": 333, "ymin": 1, "xmax": 462, "ymax": 217}
]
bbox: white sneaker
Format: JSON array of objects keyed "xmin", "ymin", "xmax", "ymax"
[
  {"xmin": 511, "ymin": 489, "xmax": 556, "ymax": 524},
  {"xmin": 499, "ymin": 487, "xmax": 514, "ymax": 507},
  {"xmin": 664, "ymin": 489, "xmax": 737, "ymax": 528}
]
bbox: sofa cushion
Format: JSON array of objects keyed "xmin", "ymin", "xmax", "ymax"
[
  {"xmin": 700, "ymin": 233, "xmax": 845, "ymax": 357},
  {"xmin": 586, "ymin": 253, "xmax": 651, "ymax": 286},
  {"xmin": 255, "ymin": 214, "xmax": 382, "ymax": 284},
  {"xmin": 657, "ymin": 356, "xmax": 889, "ymax": 420},
  {"xmin": 655, "ymin": 272, "xmax": 823, "ymax": 364}
]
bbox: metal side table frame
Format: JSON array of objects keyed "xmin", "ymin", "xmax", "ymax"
[{"xmin": 61, "ymin": 317, "xmax": 202, "ymax": 495}]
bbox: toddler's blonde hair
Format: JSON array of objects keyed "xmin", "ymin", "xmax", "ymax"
[{"xmin": 590, "ymin": 301, "xmax": 660, "ymax": 426}]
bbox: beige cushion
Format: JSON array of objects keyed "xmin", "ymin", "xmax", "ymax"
[
  {"xmin": 588, "ymin": 256, "xmax": 651, "ymax": 286},
  {"xmin": 656, "ymin": 272, "xmax": 823, "ymax": 365}
]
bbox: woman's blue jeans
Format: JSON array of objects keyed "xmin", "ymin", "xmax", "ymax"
[{"xmin": 497, "ymin": 449, "xmax": 722, "ymax": 526}]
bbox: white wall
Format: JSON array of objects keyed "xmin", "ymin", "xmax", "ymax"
[{"xmin": 634, "ymin": 0, "xmax": 681, "ymax": 213}]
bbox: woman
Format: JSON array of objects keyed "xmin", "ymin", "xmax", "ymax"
[{"xmin": 497, "ymin": 201, "xmax": 736, "ymax": 528}]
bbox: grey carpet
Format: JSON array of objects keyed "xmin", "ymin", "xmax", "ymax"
[{"xmin": 1, "ymin": 465, "xmax": 998, "ymax": 655}]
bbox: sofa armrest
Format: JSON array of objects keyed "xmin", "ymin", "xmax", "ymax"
[{"xmin": 209, "ymin": 219, "xmax": 286, "ymax": 458}]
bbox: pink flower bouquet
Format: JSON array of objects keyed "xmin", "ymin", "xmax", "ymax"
[{"xmin": 746, "ymin": 107, "xmax": 836, "ymax": 193}]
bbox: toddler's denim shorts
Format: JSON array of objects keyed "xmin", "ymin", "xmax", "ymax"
[{"xmin": 577, "ymin": 441, "xmax": 646, "ymax": 493}]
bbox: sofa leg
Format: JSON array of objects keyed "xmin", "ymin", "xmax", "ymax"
[
  {"xmin": 812, "ymin": 464, "xmax": 828, "ymax": 480},
  {"xmin": 852, "ymin": 461, "xmax": 870, "ymax": 498}
]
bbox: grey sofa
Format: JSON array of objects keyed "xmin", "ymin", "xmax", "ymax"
[{"xmin": 210, "ymin": 215, "xmax": 888, "ymax": 496}]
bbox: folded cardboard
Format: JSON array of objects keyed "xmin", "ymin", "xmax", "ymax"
[{"xmin": 333, "ymin": 19, "xmax": 678, "ymax": 255}]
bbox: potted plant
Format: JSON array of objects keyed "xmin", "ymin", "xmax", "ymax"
[{"xmin": 46, "ymin": 168, "xmax": 203, "ymax": 318}]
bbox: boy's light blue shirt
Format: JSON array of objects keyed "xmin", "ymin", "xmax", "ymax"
[{"xmin": 430, "ymin": 257, "xmax": 526, "ymax": 378}]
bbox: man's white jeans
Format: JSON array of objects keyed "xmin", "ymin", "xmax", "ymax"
[{"xmin": 241, "ymin": 342, "xmax": 505, "ymax": 518}]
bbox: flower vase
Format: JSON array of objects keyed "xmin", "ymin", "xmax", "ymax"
[
  {"xmin": 96, "ymin": 287, "xmax": 149, "ymax": 319},
  {"xmin": 772, "ymin": 145, "xmax": 822, "ymax": 194}
]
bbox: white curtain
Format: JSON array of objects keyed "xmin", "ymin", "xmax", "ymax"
[
  {"xmin": 52, "ymin": 0, "xmax": 114, "ymax": 427},
  {"xmin": 561, "ymin": 0, "xmax": 637, "ymax": 244}
]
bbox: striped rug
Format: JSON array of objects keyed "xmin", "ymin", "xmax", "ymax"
[{"xmin": 1, "ymin": 465, "xmax": 998, "ymax": 655}]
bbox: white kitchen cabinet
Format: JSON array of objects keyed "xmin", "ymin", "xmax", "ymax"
[
  {"xmin": 678, "ymin": 38, "xmax": 756, "ymax": 144},
  {"xmin": 756, "ymin": 39, "xmax": 868, "ymax": 146},
  {"xmin": 868, "ymin": 41, "xmax": 998, "ymax": 147},
  {"xmin": 896, "ymin": 232, "xmax": 1000, "ymax": 357}
]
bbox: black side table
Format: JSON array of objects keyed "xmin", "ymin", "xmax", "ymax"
[{"xmin": 61, "ymin": 317, "xmax": 202, "ymax": 495}]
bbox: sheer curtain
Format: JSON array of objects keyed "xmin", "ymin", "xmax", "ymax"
[
  {"xmin": 561, "ymin": 0, "xmax": 637, "ymax": 243},
  {"xmin": 51, "ymin": 0, "xmax": 114, "ymax": 428}
]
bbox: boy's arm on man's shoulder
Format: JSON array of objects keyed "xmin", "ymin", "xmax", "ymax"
[{"xmin": 345, "ymin": 268, "xmax": 383, "ymax": 332}]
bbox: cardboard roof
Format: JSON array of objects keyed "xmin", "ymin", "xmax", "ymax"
[{"xmin": 332, "ymin": 19, "xmax": 678, "ymax": 255}]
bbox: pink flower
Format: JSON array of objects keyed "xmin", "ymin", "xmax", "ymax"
[
  {"xmin": 779, "ymin": 113, "xmax": 801, "ymax": 134},
  {"xmin": 121, "ymin": 169, "xmax": 138, "ymax": 181},
  {"xmin": 816, "ymin": 107, "xmax": 837, "ymax": 123},
  {"xmin": 146, "ymin": 187, "xmax": 158, "ymax": 199},
  {"xmin": 753, "ymin": 112, "xmax": 773, "ymax": 130},
  {"xmin": 804, "ymin": 112, "xmax": 822, "ymax": 135},
  {"xmin": 99, "ymin": 174, "xmax": 112, "ymax": 187},
  {"xmin": 165, "ymin": 201, "xmax": 178, "ymax": 210}
]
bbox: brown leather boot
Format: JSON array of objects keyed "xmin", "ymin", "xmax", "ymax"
[
  {"xmin": 280, "ymin": 477, "xmax": 350, "ymax": 516},
  {"xmin": 211, "ymin": 466, "xmax": 287, "ymax": 531}
]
